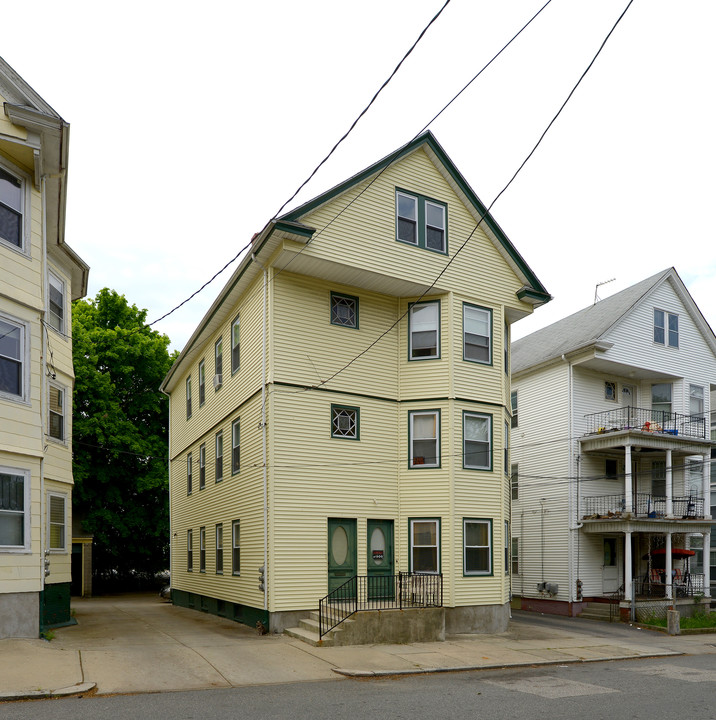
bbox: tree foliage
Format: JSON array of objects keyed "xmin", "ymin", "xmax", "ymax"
[{"xmin": 72, "ymin": 288, "xmax": 177, "ymax": 585}]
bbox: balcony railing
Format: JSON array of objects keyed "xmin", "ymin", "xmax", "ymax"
[
  {"xmin": 584, "ymin": 406, "xmax": 708, "ymax": 440},
  {"xmin": 634, "ymin": 574, "xmax": 705, "ymax": 598},
  {"xmin": 582, "ymin": 493, "xmax": 705, "ymax": 519}
]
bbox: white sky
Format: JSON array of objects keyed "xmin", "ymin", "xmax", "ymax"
[{"xmin": 2, "ymin": 0, "xmax": 714, "ymax": 351}]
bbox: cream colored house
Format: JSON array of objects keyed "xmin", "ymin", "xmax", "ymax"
[
  {"xmin": 0, "ymin": 58, "xmax": 89, "ymax": 637},
  {"xmin": 511, "ymin": 269, "xmax": 714, "ymax": 620},
  {"xmin": 161, "ymin": 131, "xmax": 549, "ymax": 637}
]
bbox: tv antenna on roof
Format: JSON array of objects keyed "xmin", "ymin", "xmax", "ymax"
[{"xmin": 594, "ymin": 278, "xmax": 616, "ymax": 304}]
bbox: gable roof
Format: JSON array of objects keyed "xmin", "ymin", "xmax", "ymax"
[
  {"xmin": 512, "ymin": 268, "xmax": 716, "ymax": 375},
  {"xmin": 282, "ymin": 130, "xmax": 550, "ymax": 304}
]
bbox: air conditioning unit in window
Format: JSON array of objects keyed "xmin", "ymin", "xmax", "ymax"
[{"xmin": 213, "ymin": 374, "xmax": 222, "ymax": 390}]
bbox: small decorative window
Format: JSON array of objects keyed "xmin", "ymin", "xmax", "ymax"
[
  {"xmin": 187, "ymin": 529, "xmax": 193, "ymax": 571},
  {"xmin": 0, "ymin": 316, "xmax": 25, "ymax": 400},
  {"xmin": 409, "ymin": 301, "xmax": 440, "ymax": 360},
  {"xmin": 231, "ymin": 315, "xmax": 240, "ymax": 374},
  {"xmin": 409, "ymin": 410, "xmax": 440, "ymax": 468},
  {"xmin": 0, "ymin": 166, "xmax": 23, "ymax": 250},
  {"xmin": 463, "ymin": 412, "xmax": 491, "ymax": 470},
  {"xmin": 199, "ymin": 526, "xmax": 206, "ymax": 572},
  {"xmin": 215, "ymin": 337, "xmax": 223, "ymax": 384},
  {"xmin": 48, "ymin": 493, "xmax": 66, "ymax": 551},
  {"xmin": 330, "ymin": 292, "xmax": 358, "ymax": 328},
  {"xmin": 464, "ymin": 518, "xmax": 492, "ymax": 575},
  {"xmin": 48, "ymin": 272, "xmax": 65, "ymax": 334},
  {"xmin": 231, "ymin": 419, "xmax": 240, "ymax": 474},
  {"xmin": 463, "ymin": 304, "xmax": 491, "ymax": 364},
  {"xmin": 396, "ymin": 190, "xmax": 447, "ymax": 253},
  {"xmin": 198, "ymin": 360, "xmax": 206, "ymax": 406},
  {"xmin": 216, "ymin": 524, "xmax": 223, "ymax": 574},
  {"xmin": 48, "ymin": 384, "xmax": 65, "ymax": 441},
  {"xmin": 331, "ymin": 405, "xmax": 359, "ymax": 440},
  {"xmin": 186, "ymin": 376, "xmax": 192, "ymax": 419},
  {"xmin": 199, "ymin": 443, "xmax": 206, "ymax": 490},
  {"xmin": 605, "ymin": 381, "xmax": 617, "ymax": 402},
  {"xmin": 654, "ymin": 308, "xmax": 678, "ymax": 348},
  {"xmin": 215, "ymin": 431, "xmax": 223, "ymax": 482},
  {"xmin": 232, "ymin": 520, "xmax": 240, "ymax": 575},
  {"xmin": 187, "ymin": 453, "xmax": 192, "ymax": 495},
  {"xmin": 410, "ymin": 518, "xmax": 440, "ymax": 573}
]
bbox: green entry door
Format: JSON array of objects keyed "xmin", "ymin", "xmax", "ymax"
[
  {"xmin": 328, "ymin": 518, "xmax": 357, "ymax": 595},
  {"xmin": 367, "ymin": 519, "xmax": 394, "ymax": 599}
]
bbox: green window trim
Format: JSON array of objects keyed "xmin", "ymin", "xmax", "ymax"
[
  {"xmin": 215, "ymin": 523, "xmax": 224, "ymax": 574},
  {"xmin": 187, "ymin": 529, "xmax": 193, "ymax": 572},
  {"xmin": 199, "ymin": 443, "xmax": 206, "ymax": 490},
  {"xmin": 232, "ymin": 519, "xmax": 240, "ymax": 576},
  {"xmin": 214, "ymin": 336, "xmax": 223, "ymax": 387},
  {"xmin": 331, "ymin": 404, "xmax": 360, "ymax": 440},
  {"xmin": 198, "ymin": 360, "xmax": 206, "ymax": 407},
  {"xmin": 231, "ymin": 419, "xmax": 240, "ymax": 475},
  {"xmin": 408, "ymin": 409, "xmax": 441, "ymax": 469},
  {"xmin": 186, "ymin": 376, "xmax": 192, "ymax": 419},
  {"xmin": 409, "ymin": 517, "xmax": 441, "ymax": 574},
  {"xmin": 330, "ymin": 292, "xmax": 359, "ymax": 329},
  {"xmin": 187, "ymin": 452, "xmax": 193, "ymax": 495},
  {"xmin": 395, "ymin": 188, "xmax": 448, "ymax": 255},
  {"xmin": 215, "ymin": 431, "xmax": 224, "ymax": 482},
  {"xmin": 463, "ymin": 518, "xmax": 493, "ymax": 576},
  {"xmin": 408, "ymin": 299, "xmax": 441, "ymax": 361},
  {"xmin": 463, "ymin": 303, "xmax": 492, "ymax": 365},
  {"xmin": 463, "ymin": 411, "xmax": 492, "ymax": 471},
  {"xmin": 231, "ymin": 314, "xmax": 240, "ymax": 375}
]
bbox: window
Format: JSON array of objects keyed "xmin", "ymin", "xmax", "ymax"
[
  {"xmin": 409, "ymin": 411, "xmax": 439, "ymax": 468},
  {"xmin": 198, "ymin": 360, "xmax": 206, "ymax": 406},
  {"xmin": 505, "ymin": 521, "xmax": 509, "ymax": 575},
  {"xmin": 0, "ymin": 316, "xmax": 25, "ymax": 400},
  {"xmin": 606, "ymin": 458, "xmax": 618, "ymax": 479},
  {"xmin": 410, "ymin": 519, "xmax": 439, "ymax": 573},
  {"xmin": 187, "ymin": 453, "xmax": 192, "ymax": 495},
  {"xmin": 511, "ymin": 391, "xmax": 518, "ymax": 428},
  {"xmin": 187, "ymin": 529, "xmax": 193, "ymax": 571},
  {"xmin": 186, "ymin": 376, "xmax": 192, "ymax": 419},
  {"xmin": 215, "ymin": 431, "xmax": 223, "ymax": 482},
  {"xmin": 0, "ymin": 468, "xmax": 28, "ymax": 549},
  {"xmin": 199, "ymin": 527, "xmax": 206, "ymax": 572},
  {"xmin": 504, "ymin": 421, "xmax": 509, "ymax": 474},
  {"xmin": 652, "ymin": 383, "xmax": 672, "ymax": 420},
  {"xmin": 688, "ymin": 459, "xmax": 703, "ymax": 497},
  {"xmin": 504, "ymin": 323, "xmax": 509, "ymax": 375},
  {"xmin": 216, "ymin": 524, "xmax": 223, "ymax": 574},
  {"xmin": 0, "ymin": 165, "xmax": 23, "ymax": 249},
  {"xmin": 199, "ymin": 444, "xmax": 206, "ymax": 490},
  {"xmin": 463, "ymin": 412, "xmax": 491, "ymax": 470},
  {"xmin": 232, "ymin": 520, "xmax": 240, "ymax": 575},
  {"xmin": 231, "ymin": 315, "xmax": 240, "ymax": 374},
  {"xmin": 464, "ymin": 518, "xmax": 492, "ymax": 575},
  {"xmin": 215, "ymin": 337, "xmax": 223, "ymax": 384},
  {"xmin": 48, "ymin": 493, "xmax": 67, "ymax": 551},
  {"xmin": 652, "ymin": 460, "xmax": 666, "ymax": 496},
  {"xmin": 654, "ymin": 308, "xmax": 678, "ymax": 348},
  {"xmin": 605, "ymin": 381, "xmax": 617, "ymax": 402},
  {"xmin": 231, "ymin": 419, "xmax": 240, "ymax": 474},
  {"xmin": 396, "ymin": 190, "xmax": 447, "ymax": 253},
  {"xmin": 511, "ymin": 464, "xmax": 518, "ymax": 500},
  {"xmin": 331, "ymin": 404, "xmax": 359, "ymax": 440},
  {"xmin": 48, "ymin": 272, "xmax": 65, "ymax": 334},
  {"xmin": 463, "ymin": 304, "xmax": 491, "ymax": 363},
  {"xmin": 48, "ymin": 384, "xmax": 65, "ymax": 441},
  {"xmin": 409, "ymin": 301, "xmax": 439, "ymax": 360},
  {"xmin": 330, "ymin": 292, "xmax": 358, "ymax": 328},
  {"xmin": 690, "ymin": 385, "xmax": 704, "ymax": 419},
  {"xmin": 511, "ymin": 537, "xmax": 519, "ymax": 575}
]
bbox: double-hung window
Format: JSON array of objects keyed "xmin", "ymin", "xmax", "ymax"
[
  {"xmin": 464, "ymin": 518, "xmax": 492, "ymax": 575},
  {"xmin": 47, "ymin": 493, "xmax": 67, "ymax": 551},
  {"xmin": 410, "ymin": 519, "xmax": 440, "ymax": 573},
  {"xmin": 215, "ymin": 431, "xmax": 223, "ymax": 482},
  {"xmin": 231, "ymin": 419, "xmax": 240, "ymax": 474},
  {"xmin": 231, "ymin": 315, "xmax": 240, "ymax": 374},
  {"xmin": 409, "ymin": 301, "xmax": 439, "ymax": 360},
  {"xmin": 654, "ymin": 308, "xmax": 678, "ymax": 348},
  {"xmin": 186, "ymin": 376, "xmax": 192, "ymax": 419},
  {"xmin": 48, "ymin": 384, "xmax": 65, "ymax": 441},
  {"xmin": 199, "ymin": 443, "xmax": 206, "ymax": 490},
  {"xmin": 215, "ymin": 337, "xmax": 223, "ymax": 386},
  {"xmin": 690, "ymin": 384, "xmax": 704, "ymax": 421},
  {"xmin": 396, "ymin": 190, "xmax": 447, "ymax": 253},
  {"xmin": 511, "ymin": 537, "xmax": 519, "ymax": 575},
  {"xmin": 510, "ymin": 390, "xmax": 518, "ymax": 428},
  {"xmin": 463, "ymin": 304, "xmax": 491, "ymax": 363},
  {"xmin": 463, "ymin": 412, "xmax": 492, "ymax": 470},
  {"xmin": 0, "ymin": 315, "xmax": 25, "ymax": 400},
  {"xmin": 0, "ymin": 166, "xmax": 23, "ymax": 250},
  {"xmin": 0, "ymin": 468, "xmax": 29, "ymax": 549},
  {"xmin": 187, "ymin": 453, "xmax": 193, "ymax": 495},
  {"xmin": 199, "ymin": 526, "xmax": 206, "ymax": 572},
  {"xmin": 198, "ymin": 360, "xmax": 206, "ymax": 406},
  {"xmin": 232, "ymin": 520, "xmax": 240, "ymax": 575},
  {"xmin": 187, "ymin": 529, "xmax": 193, "ymax": 571},
  {"xmin": 651, "ymin": 383, "xmax": 672, "ymax": 423},
  {"xmin": 409, "ymin": 410, "xmax": 439, "ymax": 468},
  {"xmin": 216, "ymin": 524, "xmax": 223, "ymax": 574},
  {"xmin": 511, "ymin": 464, "xmax": 519, "ymax": 500},
  {"xmin": 48, "ymin": 272, "xmax": 65, "ymax": 334}
]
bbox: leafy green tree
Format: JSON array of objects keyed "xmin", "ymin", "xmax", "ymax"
[{"xmin": 72, "ymin": 288, "xmax": 177, "ymax": 587}]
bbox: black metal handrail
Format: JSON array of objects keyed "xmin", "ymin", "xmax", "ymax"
[
  {"xmin": 584, "ymin": 406, "xmax": 707, "ymax": 440},
  {"xmin": 582, "ymin": 493, "xmax": 704, "ymax": 519},
  {"xmin": 318, "ymin": 572, "xmax": 443, "ymax": 638}
]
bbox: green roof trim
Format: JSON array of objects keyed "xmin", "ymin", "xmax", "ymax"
[
  {"xmin": 281, "ymin": 130, "xmax": 549, "ymax": 299},
  {"xmin": 516, "ymin": 287, "xmax": 551, "ymax": 304}
]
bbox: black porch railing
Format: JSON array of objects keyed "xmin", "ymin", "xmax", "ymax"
[
  {"xmin": 582, "ymin": 493, "xmax": 705, "ymax": 519},
  {"xmin": 634, "ymin": 573, "xmax": 705, "ymax": 598},
  {"xmin": 318, "ymin": 572, "xmax": 443, "ymax": 639},
  {"xmin": 584, "ymin": 406, "xmax": 707, "ymax": 440}
]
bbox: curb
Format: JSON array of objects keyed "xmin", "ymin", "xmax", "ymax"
[{"xmin": 0, "ymin": 682, "xmax": 96, "ymax": 702}]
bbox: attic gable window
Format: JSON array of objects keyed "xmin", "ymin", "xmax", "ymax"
[
  {"xmin": 654, "ymin": 308, "xmax": 678, "ymax": 348},
  {"xmin": 0, "ymin": 166, "xmax": 23, "ymax": 250},
  {"xmin": 396, "ymin": 190, "xmax": 447, "ymax": 254}
]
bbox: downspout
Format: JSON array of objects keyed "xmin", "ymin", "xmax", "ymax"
[{"xmin": 252, "ymin": 253, "xmax": 269, "ymax": 614}]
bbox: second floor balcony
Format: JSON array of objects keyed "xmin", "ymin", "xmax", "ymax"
[
  {"xmin": 582, "ymin": 493, "xmax": 705, "ymax": 521},
  {"xmin": 585, "ymin": 406, "xmax": 708, "ymax": 441}
]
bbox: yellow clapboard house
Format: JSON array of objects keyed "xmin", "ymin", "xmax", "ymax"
[
  {"xmin": 161, "ymin": 132, "xmax": 549, "ymax": 638},
  {"xmin": 0, "ymin": 57, "xmax": 89, "ymax": 637}
]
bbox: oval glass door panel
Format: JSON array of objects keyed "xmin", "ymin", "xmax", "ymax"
[
  {"xmin": 332, "ymin": 526, "xmax": 348, "ymax": 566},
  {"xmin": 370, "ymin": 527, "xmax": 386, "ymax": 566}
]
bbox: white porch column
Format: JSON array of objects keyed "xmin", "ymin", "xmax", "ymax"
[
  {"xmin": 665, "ymin": 533, "xmax": 673, "ymax": 600},
  {"xmin": 704, "ymin": 532, "xmax": 711, "ymax": 598},
  {"xmin": 703, "ymin": 452, "xmax": 711, "ymax": 519},
  {"xmin": 624, "ymin": 530, "xmax": 632, "ymax": 601},
  {"xmin": 665, "ymin": 449, "xmax": 673, "ymax": 518},
  {"xmin": 625, "ymin": 444, "xmax": 632, "ymax": 513}
]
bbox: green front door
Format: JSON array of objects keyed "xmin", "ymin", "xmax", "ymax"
[
  {"xmin": 367, "ymin": 519, "xmax": 394, "ymax": 599},
  {"xmin": 328, "ymin": 518, "xmax": 357, "ymax": 595}
]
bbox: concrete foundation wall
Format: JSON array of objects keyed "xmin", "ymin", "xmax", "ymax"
[
  {"xmin": 333, "ymin": 608, "xmax": 445, "ymax": 645},
  {"xmin": 269, "ymin": 610, "xmax": 315, "ymax": 634},
  {"xmin": 444, "ymin": 602, "xmax": 510, "ymax": 634},
  {"xmin": 0, "ymin": 592, "xmax": 39, "ymax": 639}
]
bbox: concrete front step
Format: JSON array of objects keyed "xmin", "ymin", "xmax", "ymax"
[{"xmin": 284, "ymin": 611, "xmax": 352, "ymax": 647}]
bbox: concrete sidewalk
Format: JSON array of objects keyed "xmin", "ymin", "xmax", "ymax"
[{"xmin": 1, "ymin": 594, "xmax": 712, "ymax": 701}]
